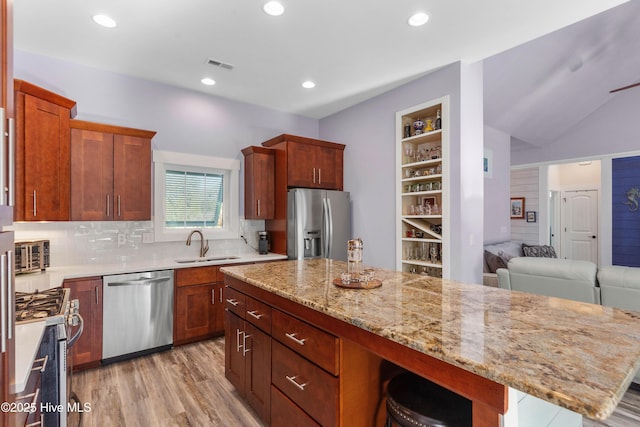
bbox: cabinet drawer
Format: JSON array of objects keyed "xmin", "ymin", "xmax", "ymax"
[
  {"xmin": 176, "ymin": 266, "xmax": 218, "ymax": 287},
  {"xmin": 245, "ymin": 296, "xmax": 272, "ymax": 334},
  {"xmin": 272, "ymin": 309, "xmax": 339, "ymax": 375},
  {"xmin": 272, "ymin": 341, "xmax": 338, "ymax": 427},
  {"xmin": 271, "ymin": 385, "xmax": 320, "ymax": 427},
  {"xmin": 225, "ymin": 286, "xmax": 246, "ymax": 317}
]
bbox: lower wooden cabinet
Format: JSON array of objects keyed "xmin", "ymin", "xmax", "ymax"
[
  {"xmin": 63, "ymin": 276, "xmax": 103, "ymax": 369},
  {"xmin": 225, "ymin": 306, "xmax": 271, "ymax": 423},
  {"xmin": 174, "ymin": 266, "xmax": 225, "ymax": 345},
  {"xmin": 224, "ymin": 276, "xmax": 383, "ymax": 426}
]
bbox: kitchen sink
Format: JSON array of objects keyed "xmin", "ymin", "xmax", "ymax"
[{"xmin": 174, "ymin": 256, "xmax": 240, "ymax": 264}]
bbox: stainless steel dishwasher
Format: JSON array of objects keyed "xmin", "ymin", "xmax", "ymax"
[{"xmin": 102, "ymin": 269, "xmax": 174, "ymax": 363}]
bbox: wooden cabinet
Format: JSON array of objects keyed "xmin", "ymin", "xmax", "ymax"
[
  {"xmin": 260, "ymin": 134, "xmax": 346, "ymax": 255},
  {"xmin": 242, "ymin": 146, "xmax": 275, "ymax": 220},
  {"xmin": 14, "ymin": 80, "xmax": 77, "ymax": 221},
  {"xmin": 262, "ymin": 134, "xmax": 344, "ymax": 191},
  {"xmin": 63, "ymin": 276, "xmax": 103, "ymax": 370},
  {"xmin": 224, "ymin": 276, "xmax": 382, "ymax": 426},
  {"xmin": 224, "ymin": 290, "xmax": 271, "ymax": 423},
  {"xmin": 70, "ymin": 120, "xmax": 155, "ymax": 221},
  {"xmin": 174, "ymin": 265, "xmax": 225, "ymax": 345},
  {"xmin": 286, "ymin": 141, "xmax": 342, "ymax": 190},
  {"xmin": 396, "ymin": 98, "xmax": 448, "ymax": 278}
]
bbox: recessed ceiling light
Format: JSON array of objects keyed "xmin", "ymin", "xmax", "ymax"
[
  {"xmin": 408, "ymin": 12, "xmax": 429, "ymax": 27},
  {"xmin": 92, "ymin": 14, "xmax": 117, "ymax": 28},
  {"xmin": 302, "ymin": 81, "xmax": 316, "ymax": 89},
  {"xmin": 263, "ymin": 1, "xmax": 285, "ymax": 16},
  {"xmin": 201, "ymin": 78, "xmax": 216, "ymax": 86}
]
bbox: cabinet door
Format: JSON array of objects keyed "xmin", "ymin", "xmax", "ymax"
[
  {"xmin": 287, "ymin": 142, "xmax": 317, "ymax": 188},
  {"xmin": 245, "ymin": 323, "xmax": 271, "ymax": 423},
  {"xmin": 70, "ymin": 128, "xmax": 114, "ymax": 220},
  {"xmin": 174, "ymin": 283, "xmax": 217, "ymax": 344},
  {"xmin": 315, "ymin": 146, "xmax": 342, "ymax": 190},
  {"xmin": 113, "ymin": 134, "xmax": 151, "ymax": 220},
  {"xmin": 23, "ymin": 94, "xmax": 71, "ymax": 220},
  {"xmin": 64, "ymin": 277, "xmax": 103, "ymax": 368},
  {"xmin": 224, "ymin": 311, "xmax": 245, "ymax": 392},
  {"xmin": 244, "ymin": 150, "xmax": 275, "ymax": 219}
]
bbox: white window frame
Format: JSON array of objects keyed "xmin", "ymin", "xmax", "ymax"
[{"xmin": 153, "ymin": 150, "xmax": 240, "ymax": 242}]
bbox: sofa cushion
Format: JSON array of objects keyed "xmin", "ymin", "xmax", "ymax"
[
  {"xmin": 508, "ymin": 257, "xmax": 596, "ymax": 281},
  {"xmin": 484, "ymin": 250, "xmax": 508, "ymax": 273},
  {"xmin": 485, "ymin": 241, "xmax": 523, "ymax": 259},
  {"xmin": 598, "ymin": 265, "xmax": 640, "ymax": 289},
  {"xmin": 522, "ymin": 244, "xmax": 557, "ymax": 258}
]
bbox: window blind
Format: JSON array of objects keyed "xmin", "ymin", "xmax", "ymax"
[{"xmin": 165, "ymin": 170, "xmax": 224, "ymax": 227}]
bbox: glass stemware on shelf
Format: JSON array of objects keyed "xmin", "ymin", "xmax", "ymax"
[{"xmin": 403, "ymin": 144, "xmax": 441, "ymax": 164}]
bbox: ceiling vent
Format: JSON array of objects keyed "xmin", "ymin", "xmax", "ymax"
[{"xmin": 206, "ymin": 58, "xmax": 234, "ymax": 70}]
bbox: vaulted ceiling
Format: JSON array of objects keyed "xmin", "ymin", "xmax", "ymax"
[{"xmin": 14, "ymin": 0, "xmax": 629, "ymax": 121}]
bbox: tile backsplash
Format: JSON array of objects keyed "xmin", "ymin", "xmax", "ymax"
[{"xmin": 11, "ymin": 218, "xmax": 266, "ymax": 267}]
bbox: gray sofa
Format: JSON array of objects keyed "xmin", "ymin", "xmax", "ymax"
[
  {"xmin": 497, "ymin": 257, "xmax": 600, "ymax": 304},
  {"xmin": 497, "ymin": 258, "xmax": 640, "ymax": 384}
]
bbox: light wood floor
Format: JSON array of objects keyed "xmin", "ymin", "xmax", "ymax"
[
  {"xmin": 70, "ymin": 337, "xmax": 264, "ymax": 427},
  {"xmin": 70, "ymin": 337, "xmax": 640, "ymax": 427}
]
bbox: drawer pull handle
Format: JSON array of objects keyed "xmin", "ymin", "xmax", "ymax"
[
  {"xmin": 247, "ymin": 310, "xmax": 263, "ymax": 320},
  {"xmin": 286, "ymin": 375, "xmax": 307, "ymax": 391},
  {"xmin": 25, "ymin": 414, "xmax": 43, "ymax": 427},
  {"xmin": 236, "ymin": 329, "xmax": 244, "ymax": 352},
  {"xmin": 32, "ymin": 355, "xmax": 48, "ymax": 373},
  {"xmin": 226, "ymin": 298, "xmax": 240, "ymax": 306},
  {"xmin": 243, "ymin": 334, "xmax": 252, "ymax": 356},
  {"xmin": 285, "ymin": 332, "xmax": 306, "ymax": 346},
  {"xmin": 15, "ymin": 387, "xmax": 40, "ymax": 404}
]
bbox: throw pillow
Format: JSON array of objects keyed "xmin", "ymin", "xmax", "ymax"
[
  {"xmin": 522, "ymin": 245, "xmax": 557, "ymax": 258},
  {"xmin": 484, "ymin": 250, "xmax": 508, "ymax": 273}
]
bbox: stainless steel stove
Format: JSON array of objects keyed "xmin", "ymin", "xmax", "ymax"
[
  {"xmin": 15, "ymin": 287, "xmax": 83, "ymax": 427},
  {"xmin": 16, "ymin": 287, "xmax": 69, "ymax": 325}
]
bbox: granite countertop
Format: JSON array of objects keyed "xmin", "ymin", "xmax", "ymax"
[
  {"xmin": 15, "ymin": 252, "xmax": 287, "ymax": 292},
  {"xmin": 221, "ymin": 258, "xmax": 640, "ymax": 421}
]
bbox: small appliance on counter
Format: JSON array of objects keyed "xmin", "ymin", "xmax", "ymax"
[
  {"xmin": 15, "ymin": 239, "xmax": 50, "ymax": 274},
  {"xmin": 258, "ymin": 231, "xmax": 269, "ymax": 254}
]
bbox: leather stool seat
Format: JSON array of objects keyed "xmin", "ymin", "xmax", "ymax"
[{"xmin": 385, "ymin": 372, "xmax": 472, "ymax": 427}]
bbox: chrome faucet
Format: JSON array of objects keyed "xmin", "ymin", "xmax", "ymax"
[{"xmin": 186, "ymin": 230, "xmax": 209, "ymax": 257}]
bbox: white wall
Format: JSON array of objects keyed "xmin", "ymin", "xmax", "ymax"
[{"xmin": 484, "ymin": 126, "xmax": 511, "ymax": 244}]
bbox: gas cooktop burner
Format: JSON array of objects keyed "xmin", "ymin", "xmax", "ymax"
[{"xmin": 16, "ymin": 287, "xmax": 67, "ymax": 323}]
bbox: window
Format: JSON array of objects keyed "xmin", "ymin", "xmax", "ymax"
[{"xmin": 153, "ymin": 150, "xmax": 239, "ymax": 242}]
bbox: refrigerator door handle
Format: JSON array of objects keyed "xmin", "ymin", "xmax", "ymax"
[{"xmin": 324, "ymin": 197, "xmax": 334, "ymax": 258}]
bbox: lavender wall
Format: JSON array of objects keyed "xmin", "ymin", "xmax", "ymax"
[
  {"xmin": 319, "ymin": 62, "xmax": 486, "ymax": 284},
  {"xmin": 484, "ymin": 126, "xmax": 511, "ymax": 243},
  {"xmin": 511, "ymin": 88, "xmax": 640, "ymax": 165},
  {"xmin": 14, "ymin": 50, "xmax": 319, "ymax": 160}
]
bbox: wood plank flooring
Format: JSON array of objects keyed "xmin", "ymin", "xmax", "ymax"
[
  {"xmin": 70, "ymin": 337, "xmax": 640, "ymax": 427},
  {"xmin": 70, "ymin": 337, "xmax": 264, "ymax": 427}
]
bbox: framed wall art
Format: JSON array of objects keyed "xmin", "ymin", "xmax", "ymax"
[
  {"xmin": 526, "ymin": 211, "xmax": 536, "ymax": 223},
  {"xmin": 510, "ymin": 197, "xmax": 525, "ymax": 219}
]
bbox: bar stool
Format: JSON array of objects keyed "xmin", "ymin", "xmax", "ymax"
[{"xmin": 385, "ymin": 372, "xmax": 472, "ymax": 427}]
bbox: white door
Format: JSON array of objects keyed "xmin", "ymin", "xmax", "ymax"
[{"xmin": 561, "ymin": 190, "xmax": 598, "ymax": 262}]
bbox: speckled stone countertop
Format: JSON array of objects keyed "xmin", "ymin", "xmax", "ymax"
[{"xmin": 221, "ymin": 258, "xmax": 640, "ymax": 421}]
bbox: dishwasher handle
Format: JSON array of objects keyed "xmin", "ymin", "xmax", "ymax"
[{"xmin": 107, "ymin": 276, "xmax": 171, "ymax": 287}]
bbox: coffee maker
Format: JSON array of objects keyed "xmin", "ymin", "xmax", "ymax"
[{"xmin": 258, "ymin": 231, "xmax": 269, "ymax": 254}]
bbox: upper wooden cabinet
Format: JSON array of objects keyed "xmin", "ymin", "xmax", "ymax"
[
  {"xmin": 14, "ymin": 79, "xmax": 77, "ymax": 221},
  {"xmin": 262, "ymin": 134, "xmax": 345, "ymax": 191},
  {"xmin": 260, "ymin": 134, "xmax": 345, "ymax": 255},
  {"xmin": 241, "ymin": 146, "xmax": 274, "ymax": 220},
  {"xmin": 70, "ymin": 120, "xmax": 155, "ymax": 221}
]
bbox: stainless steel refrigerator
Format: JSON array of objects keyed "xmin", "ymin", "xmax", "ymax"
[{"xmin": 287, "ymin": 188, "xmax": 351, "ymax": 261}]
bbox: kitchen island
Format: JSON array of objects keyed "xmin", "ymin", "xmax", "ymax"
[{"xmin": 221, "ymin": 258, "xmax": 640, "ymax": 426}]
